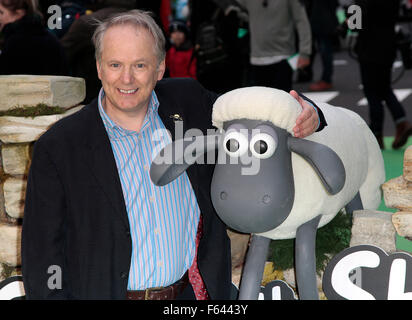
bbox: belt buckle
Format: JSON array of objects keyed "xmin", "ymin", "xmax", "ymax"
[{"xmin": 144, "ymin": 286, "xmax": 163, "ymax": 300}]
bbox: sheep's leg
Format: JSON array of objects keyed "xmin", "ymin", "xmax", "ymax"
[
  {"xmin": 295, "ymin": 215, "xmax": 321, "ymax": 300},
  {"xmin": 238, "ymin": 234, "xmax": 271, "ymax": 300},
  {"xmin": 344, "ymin": 191, "xmax": 363, "ymax": 219}
]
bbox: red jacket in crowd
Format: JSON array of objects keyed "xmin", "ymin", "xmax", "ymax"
[{"xmin": 166, "ymin": 46, "xmax": 197, "ymax": 79}]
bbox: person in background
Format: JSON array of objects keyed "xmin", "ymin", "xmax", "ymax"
[
  {"xmin": 308, "ymin": 0, "xmax": 339, "ymax": 91},
  {"xmin": 355, "ymin": 0, "xmax": 412, "ymax": 149},
  {"xmin": 0, "ymin": 0, "xmax": 68, "ymax": 75},
  {"xmin": 135, "ymin": 0, "xmax": 170, "ymax": 34},
  {"xmin": 235, "ymin": 0, "xmax": 312, "ymax": 92},
  {"xmin": 189, "ymin": 0, "xmax": 245, "ymax": 93},
  {"xmin": 166, "ymin": 19, "xmax": 196, "ymax": 79}
]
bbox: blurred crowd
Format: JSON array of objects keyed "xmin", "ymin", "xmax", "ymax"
[{"xmin": 0, "ymin": 0, "xmax": 412, "ymax": 147}]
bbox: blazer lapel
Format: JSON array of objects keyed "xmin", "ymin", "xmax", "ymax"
[
  {"xmin": 82, "ymin": 101, "xmax": 130, "ymax": 230},
  {"xmin": 157, "ymin": 92, "xmax": 200, "ymax": 198}
]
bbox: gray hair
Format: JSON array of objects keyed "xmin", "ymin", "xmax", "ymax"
[{"xmin": 92, "ymin": 10, "xmax": 166, "ymax": 65}]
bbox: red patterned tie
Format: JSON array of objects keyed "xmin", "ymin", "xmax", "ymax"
[{"xmin": 188, "ymin": 214, "xmax": 209, "ymax": 300}]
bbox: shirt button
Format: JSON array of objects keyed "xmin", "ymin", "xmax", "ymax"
[
  {"xmin": 144, "ymin": 164, "xmax": 149, "ymax": 171},
  {"xmin": 149, "ymin": 195, "xmax": 155, "ymax": 202},
  {"xmin": 157, "ymin": 261, "xmax": 163, "ymax": 267},
  {"xmin": 154, "ymin": 228, "xmax": 160, "ymax": 235},
  {"xmin": 120, "ymin": 271, "xmax": 128, "ymax": 279}
]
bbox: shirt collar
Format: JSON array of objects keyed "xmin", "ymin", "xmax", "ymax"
[{"xmin": 97, "ymin": 87, "xmax": 159, "ymax": 136}]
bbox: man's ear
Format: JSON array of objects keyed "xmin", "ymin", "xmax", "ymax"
[{"xmin": 157, "ymin": 59, "xmax": 166, "ymax": 81}]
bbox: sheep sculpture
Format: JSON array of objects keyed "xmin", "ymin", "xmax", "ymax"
[{"xmin": 150, "ymin": 87, "xmax": 385, "ymax": 300}]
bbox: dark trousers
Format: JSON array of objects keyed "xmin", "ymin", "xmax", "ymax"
[
  {"xmin": 251, "ymin": 59, "xmax": 293, "ymax": 92},
  {"xmin": 359, "ymin": 60, "xmax": 406, "ymax": 135},
  {"xmin": 314, "ymin": 34, "xmax": 334, "ymax": 83},
  {"xmin": 176, "ymin": 283, "xmax": 196, "ymax": 300}
]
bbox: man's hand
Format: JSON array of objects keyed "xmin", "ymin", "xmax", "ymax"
[
  {"xmin": 290, "ymin": 90, "xmax": 319, "ymax": 138},
  {"xmin": 297, "ymin": 56, "xmax": 310, "ymax": 69}
]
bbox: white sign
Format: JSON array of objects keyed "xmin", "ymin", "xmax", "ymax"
[
  {"xmin": 0, "ymin": 276, "xmax": 25, "ymax": 300},
  {"xmin": 323, "ymin": 245, "xmax": 412, "ymax": 300}
]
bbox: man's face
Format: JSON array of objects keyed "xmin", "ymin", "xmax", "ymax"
[
  {"xmin": 170, "ymin": 30, "xmax": 185, "ymax": 47},
  {"xmin": 96, "ymin": 24, "xmax": 165, "ymax": 119}
]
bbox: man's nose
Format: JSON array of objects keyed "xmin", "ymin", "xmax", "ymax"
[{"xmin": 120, "ymin": 67, "xmax": 134, "ymax": 83}]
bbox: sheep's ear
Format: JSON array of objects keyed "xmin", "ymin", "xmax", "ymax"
[
  {"xmin": 287, "ymin": 137, "xmax": 345, "ymax": 195},
  {"xmin": 150, "ymin": 134, "xmax": 221, "ymax": 186}
]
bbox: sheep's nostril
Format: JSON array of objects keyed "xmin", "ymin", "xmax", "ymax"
[
  {"xmin": 220, "ymin": 191, "xmax": 228, "ymax": 200},
  {"xmin": 262, "ymin": 195, "xmax": 271, "ymax": 204}
]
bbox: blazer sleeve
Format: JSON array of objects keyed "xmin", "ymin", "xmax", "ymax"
[
  {"xmin": 21, "ymin": 138, "xmax": 69, "ymax": 299},
  {"xmin": 298, "ymin": 92, "xmax": 328, "ymax": 132}
]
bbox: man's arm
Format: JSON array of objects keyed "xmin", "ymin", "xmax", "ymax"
[
  {"xmin": 289, "ymin": 0, "xmax": 312, "ymax": 68},
  {"xmin": 21, "ymin": 139, "xmax": 68, "ymax": 299},
  {"xmin": 290, "ymin": 90, "xmax": 327, "ymax": 138}
]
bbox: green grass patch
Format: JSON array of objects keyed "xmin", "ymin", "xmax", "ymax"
[
  {"xmin": 0, "ymin": 104, "xmax": 65, "ymax": 118},
  {"xmin": 268, "ymin": 211, "xmax": 352, "ymax": 273}
]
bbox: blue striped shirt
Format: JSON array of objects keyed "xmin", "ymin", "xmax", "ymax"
[{"xmin": 97, "ymin": 88, "xmax": 200, "ymax": 290}]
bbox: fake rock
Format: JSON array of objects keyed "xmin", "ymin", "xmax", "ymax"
[
  {"xmin": 0, "ymin": 75, "xmax": 85, "ymax": 111},
  {"xmin": 392, "ymin": 211, "xmax": 412, "ymax": 239},
  {"xmin": 350, "ymin": 210, "xmax": 396, "ymax": 253},
  {"xmin": 0, "ymin": 106, "xmax": 83, "ymax": 143},
  {"xmin": 2, "ymin": 177, "xmax": 26, "ymax": 219},
  {"xmin": 382, "ymin": 176, "xmax": 412, "ymax": 211},
  {"xmin": 0, "ymin": 224, "xmax": 21, "ymax": 266},
  {"xmin": 1, "ymin": 144, "xmax": 31, "ymax": 175}
]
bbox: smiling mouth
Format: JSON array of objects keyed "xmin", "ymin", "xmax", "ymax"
[{"xmin": 118, "ymin": 88, "xmax": 138, "ymax": 94}]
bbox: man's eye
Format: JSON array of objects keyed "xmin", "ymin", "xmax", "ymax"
[
  {"xmin": 136, "ymin": 63, "xmax": 144, "ymax": 68},
  {"xmin": 110, "ymin": 63, "xmax": 120, "ymax": 68}
]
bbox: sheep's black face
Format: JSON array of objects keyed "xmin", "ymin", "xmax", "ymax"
[{"xmin": 211, "ymin": 120, "xmax": 295, "ymax": 234}]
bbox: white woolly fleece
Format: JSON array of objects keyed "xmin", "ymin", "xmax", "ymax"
[{"xmin": 212, "ymin": 87, "xmax": 301, "ymax": 133}]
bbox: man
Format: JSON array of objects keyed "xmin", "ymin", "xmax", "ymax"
[
  {"xmin": 236, "ymin": 0, "xmax": 312, "ymax": 92},
  {"xmin": 355, "ymin": 0, "xmax": 412, "ymax": 149},
  {"xmin": 308, "ymin": 0, "xmax": 339, "ymax": 91},
  {"xmin": 21, "ymin": 10, "xmax": 325, "ymax": 300}
]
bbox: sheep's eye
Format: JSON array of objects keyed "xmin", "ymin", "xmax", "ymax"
[
  {"xmin": 226, "ymin": 139, "xmax": 239, "ymax": 152},
  {"xmin": 253, "ymin": 140, "xmax": 268, "ymax": 154},
  {"xmin": 250, "ymin": 133, "xmax": 277, "ymax": 159},
  {"xmin": 223, "ymin": 131, "xmax": 248, "ymax": 157}
]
